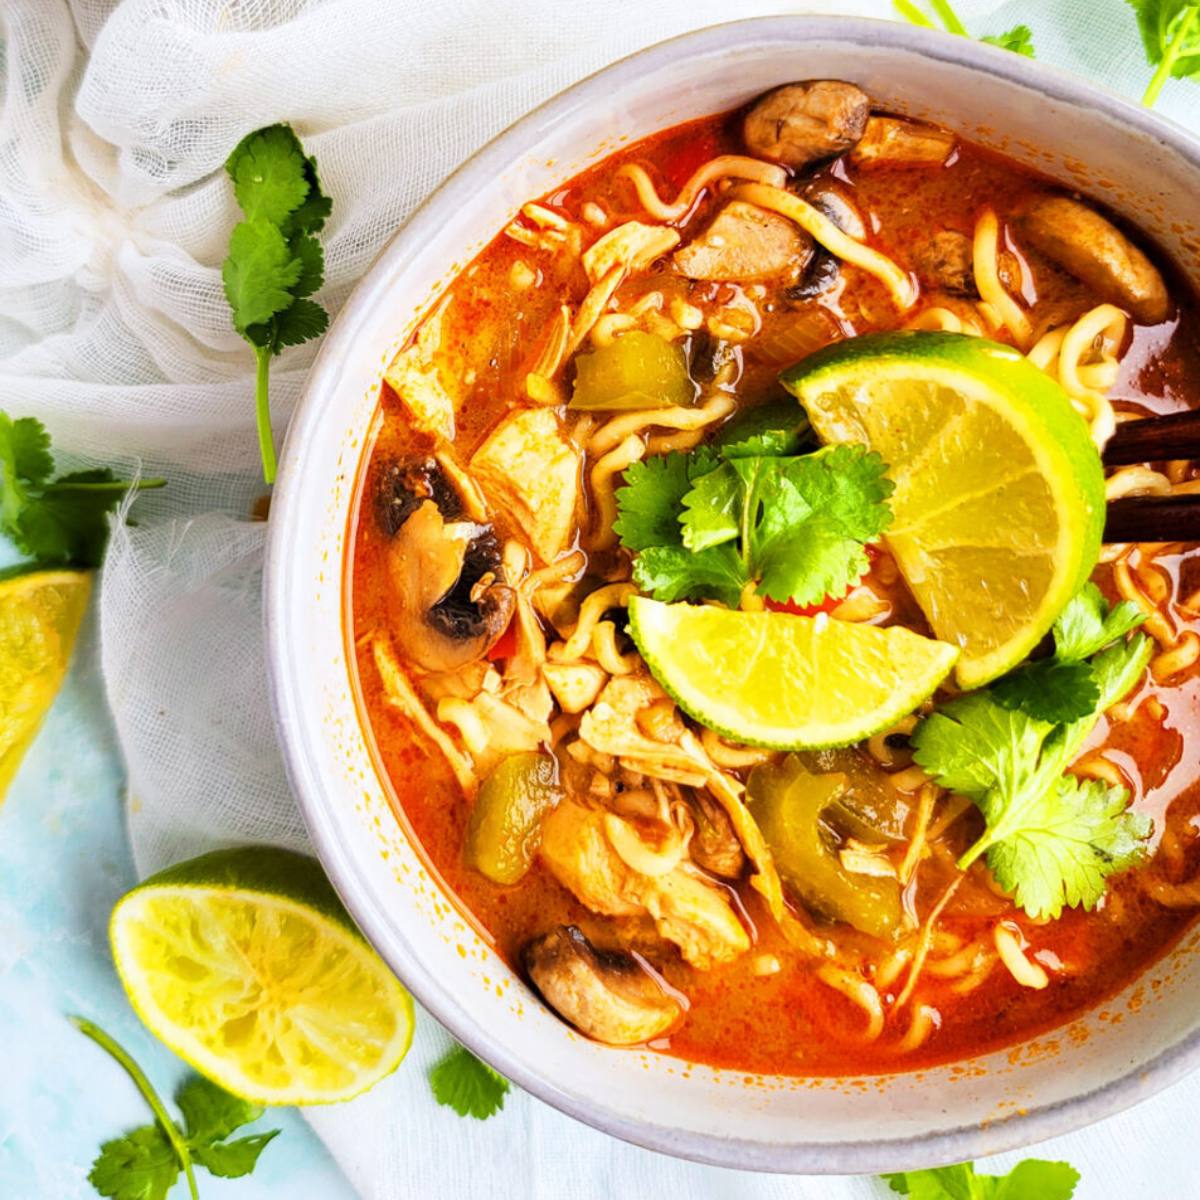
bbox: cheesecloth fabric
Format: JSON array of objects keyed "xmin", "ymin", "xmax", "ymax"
[{"xmin": 5, "ymin": 1, "xmax": 1200, "ymax": 1196}]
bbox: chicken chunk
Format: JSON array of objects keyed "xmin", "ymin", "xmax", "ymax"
[
  {"xmin": 689, "ymin": 790, "xmax": 746, "ymax": 879},
  {"xmin": 1013, "ymin": 195, "xmax": 1170, "ymax": 324},
  {"xmin": 383, "ymin": 307, "xmax": 456, "ymax": 442},
  {"xmin": 582, "ymin": 221, "xmax": 681, "ymax": 285},
  {"xmin": 540, "ymin": 800, "xmax": 750, "ymax": 969},
  {"xmin": 742, "ymin": 80, "xmax": 870, "ymax": 169},
  {"xmin": 850, "ymin": 117, "xmax": 956, "ymax": 169},
  {"xmin": 469, "ymin": 407, "xmax": 581, "ymax": 562},
  {"xmin": 524, "ymin": 925, "xmax": 682, "ymax": 1045},
  {"xmin": 673, "ymin": 200, "xmax": 813, "ymax": 282}
]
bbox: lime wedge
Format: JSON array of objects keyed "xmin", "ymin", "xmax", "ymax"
[
  {"xmin": 110, "ymin": 846, "xmax": 414, "ymax": 1105},
  {"xmin": 627, "ymin": 597, "xmax": 958, "ymax": 749},
  {"xmin": 0, "ymin": 568, "xmax": 91, "ymax": 803},
  {"xmin": 781, "ymin": 332, "xmax": 1104, "ymax": 688}
]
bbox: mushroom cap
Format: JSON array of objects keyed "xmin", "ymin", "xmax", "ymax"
[
  {"xmin": 524, "ymin": 925, "xmax": 683, "ymax": 1046},
  {"xmin": 742, "ymin": 80, "xmax": 870, "ymax": 170}
]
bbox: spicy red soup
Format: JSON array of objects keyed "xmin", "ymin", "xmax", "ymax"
[{"xmin": 348, "ymin": 81, "xmax": 1200, "ymax": 1075}]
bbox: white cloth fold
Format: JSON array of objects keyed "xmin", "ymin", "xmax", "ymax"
[{"xmin": 5, "ymin": 1, "xmax": 1200, "ymax": 1196}]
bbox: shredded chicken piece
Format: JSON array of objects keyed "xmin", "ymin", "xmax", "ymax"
[
  {"xmin": 372, "ymin": 639, "xmax": 477, "ymax": 796},
  {"xmin": 469, "ymin": 408, "xmax": 581, "ymax": 562},
  {"xmin": 540, "ymin": 800, "xmax": 750, "ymax": 968},
  {"xmin": 676, "ymin": 730, "xmax": 786, "ymax": 924},
  {"xmin": 582, "ymin": 221, "xmax": 681, "ymax": 284},
  {"xmin": 382, "ymin": 302, "xmax": 456, "ymax": 442},
  {"xmin": 437, "ymin": 690, "xmax": 549, "ymax": 778}
]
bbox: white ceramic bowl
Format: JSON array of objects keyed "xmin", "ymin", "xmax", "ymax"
[{"xmin": 266, "ymin": 16, "xmax": 1200, "ymax": 1173}]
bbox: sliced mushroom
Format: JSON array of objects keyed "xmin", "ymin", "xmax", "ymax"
[
  {"xmin": 524, "ymin": 925, "xmax": 683, "ymax": 1045},
  {"xmin": 912, "ymin": 229, "xmax": 977, "ymax": 296},
  {"xmin": 1013, "ymin": 195, "xmax": 1170, "ymax": 324},
  {"xmin": 674, "ymin": 200, "xmax": 813, "ymax": 282},
  {"xmin": 377, "ymin": 457, "xmax": 515, "ymax": 673},
  {"xmin": 689, "ymin": 790, "xmax": 746, "ymax": 880},
  {"xmin": 801, "ymin": 181, "xmax": 867, "ymax": 240},
  {"xmin": 849, "ymin": 117, "xmax": 956, "ymax": 169},
  {"xmin": 742, "ymin": 81, "xmax": 870, "ymax": 170}
]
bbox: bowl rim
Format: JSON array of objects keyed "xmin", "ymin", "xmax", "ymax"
[{"xmin": 265, "ymin": 13, "xmax": 1200, "ymax": 1174}]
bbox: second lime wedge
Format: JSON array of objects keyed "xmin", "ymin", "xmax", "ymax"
[
  {"xmin": 111, "ymin": 846, "xmax": 414, "ymax": 1105},
  {"xmin": 628, "ymin": 597, "xmax": 958, "ymax": 750},
  {"xmin": 0, "ymin": 567, "xmax": 91, "ymax": 803},
  {"xmin": 782, "ymin": 332, "xmax": 1105, "ymax": 688}
]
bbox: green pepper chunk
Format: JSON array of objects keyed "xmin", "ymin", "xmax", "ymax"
[
  {"xmin": 797, "ymin": 747, "xmax": 911, "ymax": 843},
  {"xmin": 747, "ymin": 755, "xmax": 902, "ymax": 940},
  {"xmin": 465, "ymin": 752, "xmax": 563, "ymax": 885},
  {"xmin": 569, "ymin": 331, "xmax": 696, "ymax": 410}
]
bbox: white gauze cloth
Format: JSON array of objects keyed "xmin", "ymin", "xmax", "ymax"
[{"xmin": 5, "ymin": 2, "xmax": 1200, "ymax": 1197}]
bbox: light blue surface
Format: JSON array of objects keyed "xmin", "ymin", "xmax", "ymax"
[{"xmin": 0, "ymin": 600, "xmax": 356, "ymax": 1200}]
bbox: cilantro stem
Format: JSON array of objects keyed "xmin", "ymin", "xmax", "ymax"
[
  {"xmin": 1143, "ymin": 5, "xmax": 1199, "ymax": 106},
  {"xmin": 254, "ymin": 348, "xmax": 277, "ymax": 485},
  {"xmin": 928, "ymin": 0, "xmax": 968, "ymax": 36},
  {"xmin": 70, "ymin": 1016, "xmax": 200, "ymax": 1200},
  {"xmin": 42, "ymin": 479, "xmax": 167, "ymax": 494},
  {"xmin": 893, "ymin": 0, "xmax": 935, "ymax": 27}
]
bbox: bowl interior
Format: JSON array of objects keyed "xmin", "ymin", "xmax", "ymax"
[{"xmin": 267, "ymin": 16, "xmax": 1200, "ymax": 1173}]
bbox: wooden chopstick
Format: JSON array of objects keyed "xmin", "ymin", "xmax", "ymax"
[
  {"xmin": 1099, "ymin": 409, "xmax": 1200, "ymax": 542},
  {"xmin": 1102, "ymin": 409, "xmax": 1200, "ymax": 466},
  {"xmin": 1105, "ymin": 494, "xmax": 1200, "ymax": 542}
]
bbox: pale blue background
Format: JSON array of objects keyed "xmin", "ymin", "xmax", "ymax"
[{"xmin": 0, "ymin": 543, "xmax": 357, "ymax": 1200}]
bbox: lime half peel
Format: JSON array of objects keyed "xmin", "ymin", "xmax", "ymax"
[
  {"xmin": 782, "ymin": 331, "xmax": 1105, "ymax": 688},
  {"xmin": 110, "ymin": 845, "xmax": 414, "ymax": 1106},
  {"xmin": 628, "ymin": 596, "xmax": 958, "ymax": 750}
]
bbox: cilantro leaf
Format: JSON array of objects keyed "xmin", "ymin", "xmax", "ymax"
[
  {"xmin": 1052, "ymin": 583, "xmax": 1145, "ymax": 661},
  {"xmin": 226, "ymin": 124, "xmax": 311, "ymax": 225},
  {"xmin": 0, "ymin": 419, "xmax": 165, "ymax": 568},
  {"xmin": 269, "ymin": 297, "xmax": 331, "ymax": 350},
  {"xmin": 615, "ymin": 453, "xmax": 694, "ymax": 550},
  {"xmin": 678, "ymin": 444, "xmax": 893, "ymax": 607},
  {"xmin": 981, "ymin": 25, "xmax": 1036, "ymax": 57},
  {"xmin": 222, "ymin": 124, "xmax": 331, "ymax": 483},
  {"xmin": 989, "ymin": 584, "xmax": 1145, "ymax": 723},
  {"xmin": 222, "ymin": 219, "xmax": 303, "ymax": 331},
  {"xmin": 912, "ymin": 631, "xmax": 1154, "ymax": 919},
  {"xmin": 429, "ymin": 1044, "xmax": 510, "ymax": 1120},
  {"xmin": 9, "ymin": 415, "xmax": 53, "ymax": 486},
  {"xmin": 985, "ymin": 775, "xmax": 1152, "ymax": 917},
  {"xmin": 632, "ymin": 543, "xmax": 747, "ymax": 607},
  {"xmin": 176, "ymin": 1074, "xmax": 261, "ymax": 1143},
  {"xmin": 190, "ymin": 1132, "xmax": 280, "ymax": 1179},
  {"xmin": 615, "ymin": 449, "xmax": 718, "ymax": 550},
  {"xmin": 990, "ymin": 658, "xmax": 1100, "ymax": 724},
  {"xmin": 715, "ymin": 400, "xmax": 810, "ymax": 458},
  {"xmin": 88, "ymin": 1126, "xmax": 179, "ymax": 1200},
  {"xmin": 885, "ymin": 1157, "xmax": 1079, "ymax": 1199}
]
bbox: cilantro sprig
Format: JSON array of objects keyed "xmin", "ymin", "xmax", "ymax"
[
  {"xmin": 222, "ymin": 124, "xmax": 332, "ymax": 484},
  {"xmin": 429, "ymin": 1044, "xmax": 510, "ymax": 1120},
  {"xmin": 614, "ymin": 417, "xmax": 893, "ymax": 609},
  {"xmin": 73, "ymin": 1015, "xmax": 279, "ymax": 1200},
  {"xmin": 912, "ymin": 588, "xmax": 1153, "ymax": 919},
  {"xmin": 1128, "ymin": 1, "xmax": 1200, "ymax": 104},
  {"xmin": 990, "ymin": 583, "xmax": 1146, "ymax": 723},
  {"xmin": 893, "ymin": 0, "xmax": 1036, "ymax": 58},
  {"xmin": 885, "ymin": 1156, "xmax": 1080, "ymax": 1199},
  {"xmin": 0, "ymin": 413, "xmax": 164, "ymax": 568}
]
